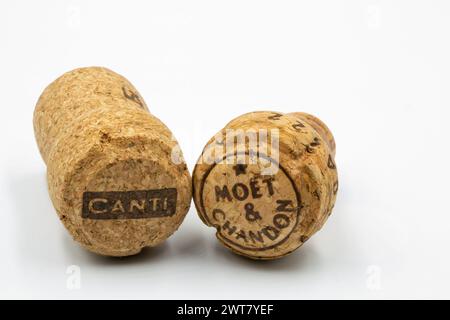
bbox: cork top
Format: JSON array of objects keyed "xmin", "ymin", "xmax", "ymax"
[
  {"xmin": 193, "ymin": 111, "xmax": 338, "ymax": 259},
  {"xmin": 34, "ymin": 67, "xmax": 149, "ymax": 164}
]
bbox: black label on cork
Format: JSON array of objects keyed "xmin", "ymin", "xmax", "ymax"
[{"xmin": 82, "ymin": 189, "xmax": 177, "ymax": 220}]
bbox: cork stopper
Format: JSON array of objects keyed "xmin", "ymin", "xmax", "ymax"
[
  {"xmin": 33, "ymin": 67, "xmax": 192, "ymax": 257},
  {"xmin": 193, "ymin": 111, "xmax": 338, "ymax": 260}
]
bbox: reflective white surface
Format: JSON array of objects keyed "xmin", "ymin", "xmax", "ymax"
[{"xmin": 0, "ymin": 0, "xmax": 449, "ymax": 299}]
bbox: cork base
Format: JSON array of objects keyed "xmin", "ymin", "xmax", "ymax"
[
  {"xmin": 74, "ymin": 157, "xmax": 188, "ymax": 257},
  {"xmin": 198, "ymin": 154, "xmax": 301, "ymax": 260},
  {"xmin": 46, "ymin": 113, "xmax": 191, "ymax": 256}
]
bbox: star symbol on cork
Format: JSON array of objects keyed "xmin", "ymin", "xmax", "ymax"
[{"xmin": 233, "ymin": 164, "xmax": 248, "ymax": 176}]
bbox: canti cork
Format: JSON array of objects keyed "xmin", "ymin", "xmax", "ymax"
[
  {"xmin": 193, "ymin": 111, "xmax": 338, "ymax": 260},
  {"xmin": 33, "ymin": 67, "xmax": 191, "ymax": 257}
]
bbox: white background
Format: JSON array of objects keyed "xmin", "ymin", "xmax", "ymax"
[{"xmin": 0, "ymin": 0, "xmax": 449, "ymax": 300}]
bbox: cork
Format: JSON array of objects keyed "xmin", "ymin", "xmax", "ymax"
[
  {"xmin": 33, "ymin": 67, "xmax": 191, "ymax": 257},
  {"xmin": 193, "ymin": 111, "xmax": 338, "ymax": 260}
]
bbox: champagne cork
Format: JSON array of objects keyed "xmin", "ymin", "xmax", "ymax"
[
  {"xmin": 33, "ymin": 67, "xmax": 191, "ymax": 257},
  {"xmin": 193, "ymin": 111, "xmax": 338, "ymax": 260}
]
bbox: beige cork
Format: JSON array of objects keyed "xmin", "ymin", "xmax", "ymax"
[
  {"xmin": 193, "ymin": 111, "xmax": 338, "ymax": 260},
  {"xmin": 33, "ymin": 67, "xmax": 191, "ymax": 257}
]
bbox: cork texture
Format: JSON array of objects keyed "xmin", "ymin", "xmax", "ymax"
[
  {"xmin": 33, "ymin": 67, "xmax": 191, "ymax": 257},
  {"xmin": 193, "ymin": 111, "xmax": 338, "ymax": 260}
]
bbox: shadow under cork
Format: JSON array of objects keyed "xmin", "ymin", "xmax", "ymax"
[
  {"xmin": 62, "ymin": 239, "xmax": 172, "ymax": 267},
  {"xmin": 7, "ymin": 170, "xmax": 62, "ymax": 266},
  {"xmin": 211, "ymin": 239, "xmax": 321, "ymax": 272}
]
